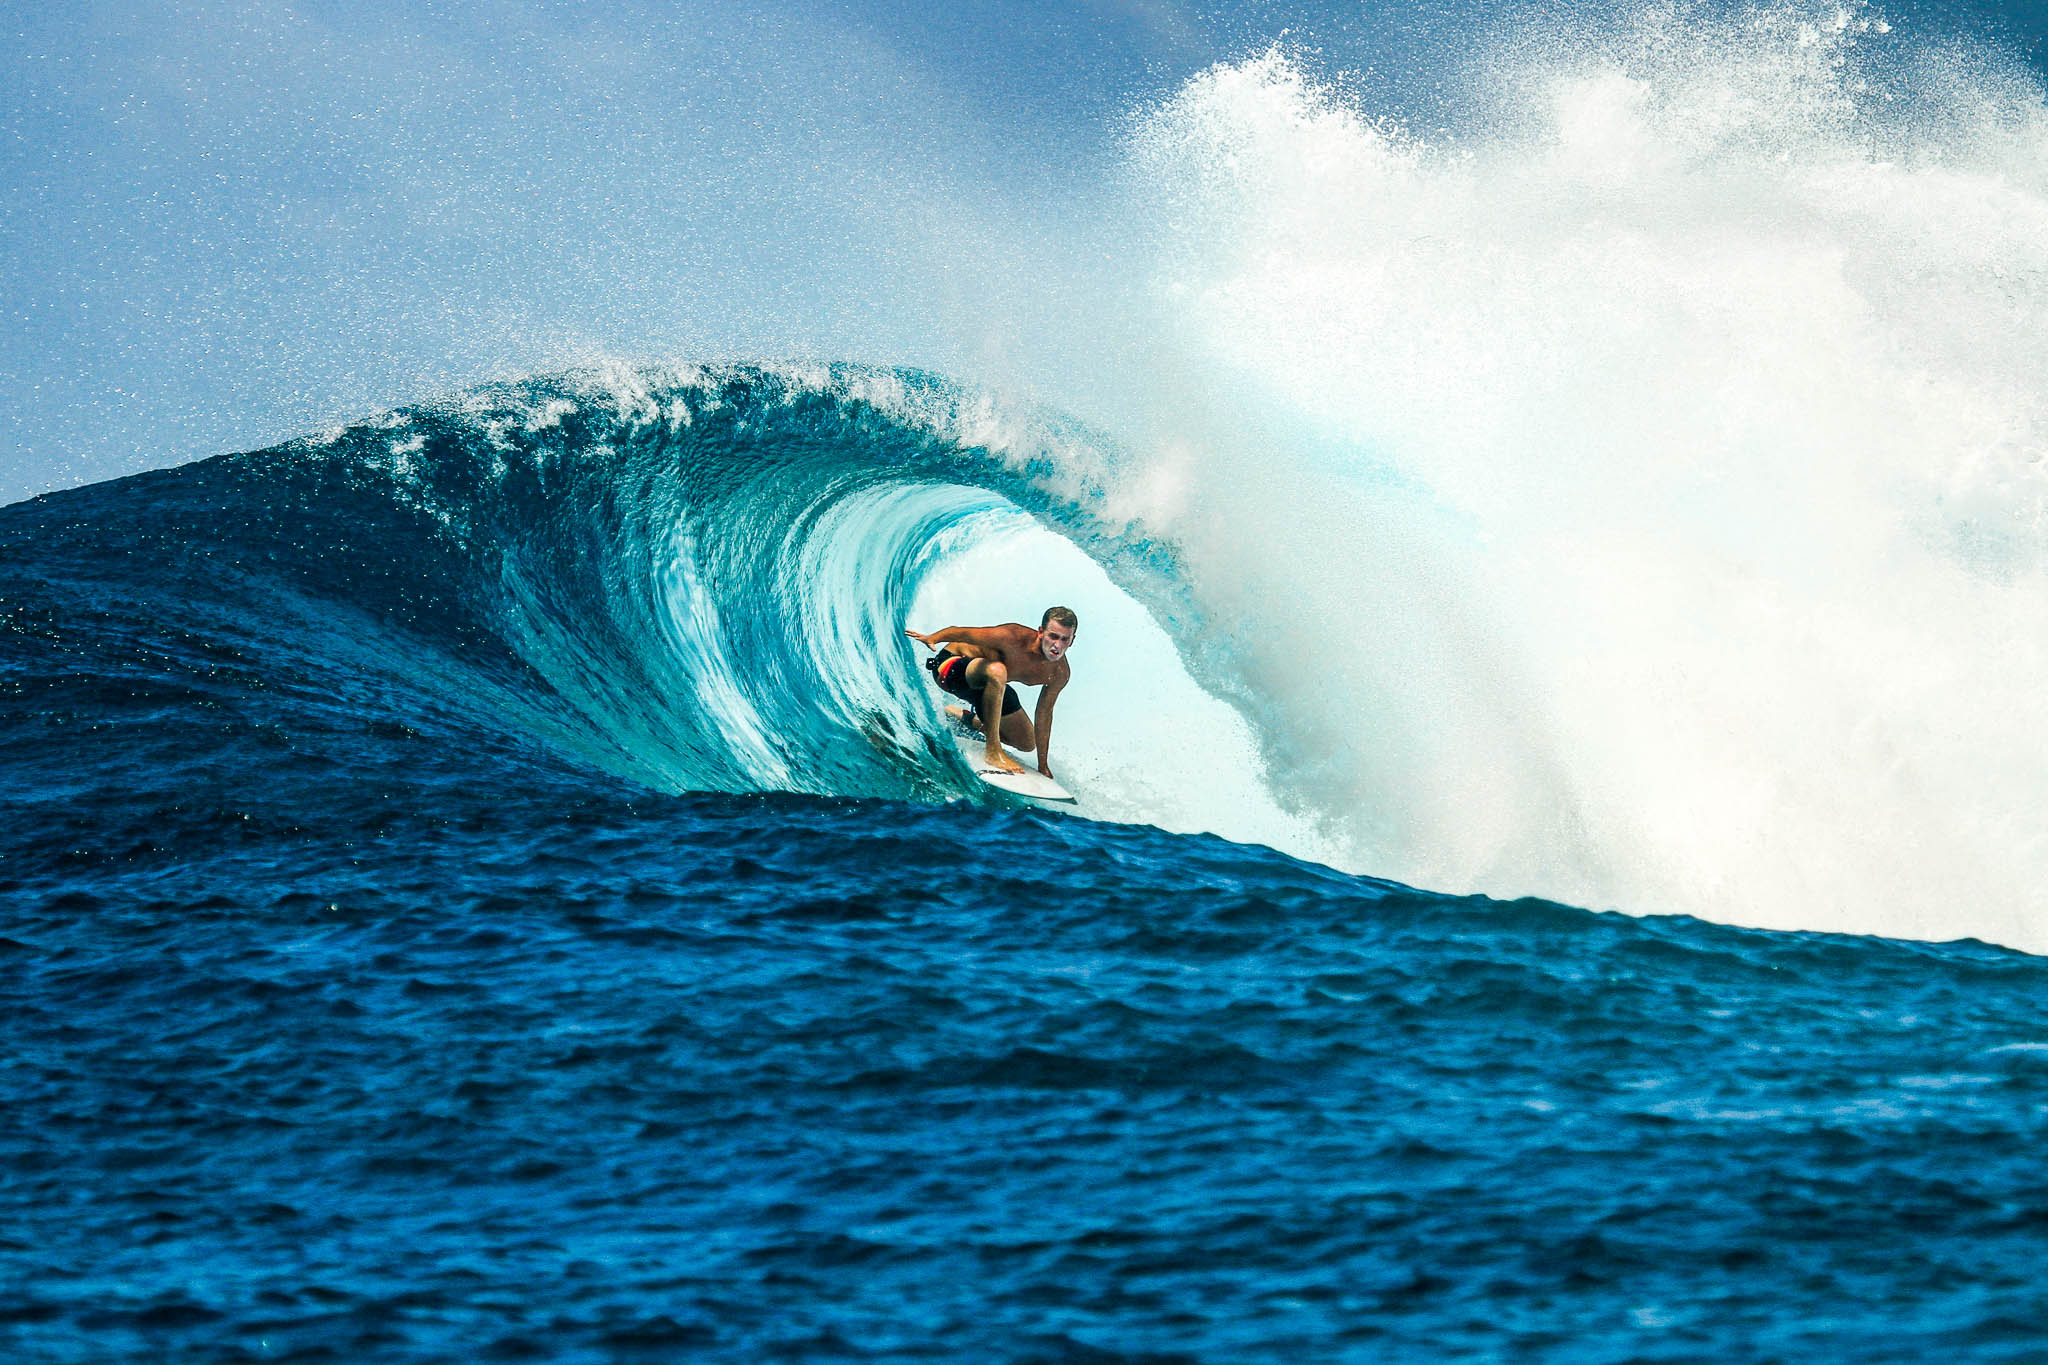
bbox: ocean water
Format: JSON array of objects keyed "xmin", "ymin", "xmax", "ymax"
[
  {"xmin": 7, "ymin": 364, "xmax": 2048, "ymax": 1362},
  {"xmin": 8, "ymin": 0, "xmax": 2048, "ymax": 1359}
]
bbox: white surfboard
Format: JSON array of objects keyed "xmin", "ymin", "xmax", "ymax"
[{"xmin": 947, "ymin": 723, "xmax": 1077, "ymax": 804}]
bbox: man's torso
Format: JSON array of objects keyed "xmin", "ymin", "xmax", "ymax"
[{"xmin": 948, "ymin": 625, "xmax": 1066, "ymax": 689}]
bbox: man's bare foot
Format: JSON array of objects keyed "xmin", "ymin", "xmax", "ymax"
[{"xmin": 987, "ymin": 749, "xmax": 1027, "ymax": 775}]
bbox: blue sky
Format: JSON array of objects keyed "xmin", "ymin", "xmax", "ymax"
[
  {"xmin": 0, "ymin": 0, "xmax": 1228, "ymax": 501},
  {"xmin": 3, "ymin": 0, "xmax": 2042, "ymax": 504}
]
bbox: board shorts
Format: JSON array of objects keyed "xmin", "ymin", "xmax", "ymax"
[{"xmin": 927, "ymin": 647, "xmax": 1022, "ymax": 716}]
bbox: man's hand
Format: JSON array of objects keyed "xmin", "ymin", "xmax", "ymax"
[{"xmin": 904, "ymin": 629, "xmax": 933, "ymax": 649}]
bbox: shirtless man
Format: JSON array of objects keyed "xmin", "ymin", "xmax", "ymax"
[{"xmin": 905, "ymin": 607, "xmax": 1076, "ymax": 778}]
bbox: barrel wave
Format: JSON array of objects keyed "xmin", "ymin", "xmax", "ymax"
[{"xmin": 4, "ymin": 363, "xmax": 1215, "ymax": 819}]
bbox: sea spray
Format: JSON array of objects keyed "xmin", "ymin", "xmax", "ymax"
[{"xmin": 1099, "ymin": 7, "xmax": 2048, "ymax": 946}]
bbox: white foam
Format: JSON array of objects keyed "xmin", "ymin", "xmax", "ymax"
[{"xmin": 1071, "ymin": 13, "xmax": 2048, "ymax": 949}]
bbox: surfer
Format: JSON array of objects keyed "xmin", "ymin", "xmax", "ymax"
[{"xmin": 905, "ymin": 608, "xmax": 1076, "ymax": 778}]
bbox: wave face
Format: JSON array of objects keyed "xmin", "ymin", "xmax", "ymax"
[
  {"xmin": 0, "ymin": 364, "xmax": 1183, "ymax": 807},
  {"xmin": 1, "ymin": 362, "xmax": 1342, "ymax": 873}
]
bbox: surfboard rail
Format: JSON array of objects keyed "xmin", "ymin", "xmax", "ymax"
[{"xmin": 948, "ymin": 730, "xmax": 1077, "ymax": 804}]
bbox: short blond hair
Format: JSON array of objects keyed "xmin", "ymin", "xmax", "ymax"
[{"xmin": 1041, "ymin": 606, "xmax": 1078, "ymax": 632}]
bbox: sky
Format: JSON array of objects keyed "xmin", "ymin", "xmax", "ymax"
[{"xmin": 3, "ymin": 0, "xmax": 2044, "ymax": 505}]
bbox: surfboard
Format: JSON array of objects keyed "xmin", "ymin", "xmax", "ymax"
[
  {"xmin": 951, "ymin": 732, "xmax": 1078, "ymax": 803},
  {"xmin": 944, "ymin": 711, "xmax": 1077, "ymax": 804}
]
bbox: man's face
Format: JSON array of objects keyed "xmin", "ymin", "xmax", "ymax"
[{"xmin": 1039, "ymin": 621, "xmax": 1074, "ymax": 661}]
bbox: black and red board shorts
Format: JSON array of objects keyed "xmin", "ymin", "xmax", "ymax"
[{"xmin": 927, "ymin": 648, "xmax": 1022, "ymax": 716}]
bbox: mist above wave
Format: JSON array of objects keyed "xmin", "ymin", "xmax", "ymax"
[{"xmin": 1089, "ymin": 3, "xmax": 2048, "ymax": 947}]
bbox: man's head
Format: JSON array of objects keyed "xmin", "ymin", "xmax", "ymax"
[{"xmin": 1038, "ymin": 606, "xmax": 1077, "ymax": 662}]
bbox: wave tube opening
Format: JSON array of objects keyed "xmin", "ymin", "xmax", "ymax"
[
  {"xmin": 337, "ymin": 364, "xmax": 1310, "ymax": 857},
  {"xmin": 909, "ymin": 510, "xmax": 1326, "ymax": 852}
]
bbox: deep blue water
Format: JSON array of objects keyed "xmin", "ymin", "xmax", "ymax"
[{"xmin": 7, "ymin": 370, "xmax": 2048, "ymax": 1362}]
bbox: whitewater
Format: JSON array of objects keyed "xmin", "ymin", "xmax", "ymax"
[{"xmin": 1047, "ymin": 14, "xmax": 2048, "ymax": 950}]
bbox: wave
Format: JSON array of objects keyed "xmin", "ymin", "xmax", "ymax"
[
  {"xmin": 8, "ymin": 2, "xmax": 2048, "ymax": 953},
  {"xmin": 0, "ymin": 363, "xmax": 1312, "ymax": 847},
  {"xmin": 4, "ymin": 333, "xmax": 2046, "ymax": 953}
]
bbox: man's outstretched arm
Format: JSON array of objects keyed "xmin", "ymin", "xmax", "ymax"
[{"xmin": 905, "ymin": 625, "xmax": 1004, "ymax": 651}]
